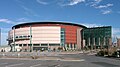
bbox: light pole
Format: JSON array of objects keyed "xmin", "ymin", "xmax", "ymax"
[{"xmin": 13, "ymin": 27, "xmax": 15, "ymax": 52}]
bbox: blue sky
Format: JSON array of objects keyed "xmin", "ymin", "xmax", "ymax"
[{"xmin": 0, "ymin": 0, "xmax": 120, "ymax": 45}]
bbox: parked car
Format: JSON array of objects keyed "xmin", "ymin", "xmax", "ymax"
[{"xmin": 112, "ymin": 50, "xmax": 120, "ymax": 58}]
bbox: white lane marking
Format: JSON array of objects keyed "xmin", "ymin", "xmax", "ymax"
[
  {"xmin": 5, "ymin": 63, "xmax": 24, "ymax": 67},
  {"xmin": 0, "ymin": 63, "xmax": 8, "ymax": 65},
  {"xmin": 62, "ymin": 59, "xmax": 85, "ymax": 62},
  {"xmin": 30, "ymin": 64, "xmax": 41, "ymax": 67}
]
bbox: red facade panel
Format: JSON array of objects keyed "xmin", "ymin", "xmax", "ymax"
[{"xmin": 61, "ymin": 25, "xmax": 79, "ymax": 44}]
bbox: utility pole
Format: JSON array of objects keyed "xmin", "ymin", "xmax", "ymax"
[{"xmin": 13, "ymin": 27, "xmax": 15, "ymax": 52}]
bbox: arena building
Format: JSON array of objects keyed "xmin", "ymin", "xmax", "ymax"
[
  {"xmin": 7, "ymin": 22, "xmax": 87, "ymax": 51},
  {"xmin": 83, "ymin": 26, "xmax": 112, "ymax": 50}
]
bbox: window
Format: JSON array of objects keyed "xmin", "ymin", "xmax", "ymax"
[
  {"xmin": 23, "ymin": 44, "xmax": 27, "ymax": 46},
  {"xmin": 19, "ymin": 36, "xmax": 22, "ymax": 38},
  {"xmin": 28, "ymin": 35, "xmax": 32, "ymax": 38},
  {"xmin": 16, "ymin": 44, "xmax": 18, "ymax": 46},
  {"xmin": 15, "ymin": 36, "xmax": 18, "ymax": 38},
  {"xmin": 61, "ymin": 32, "xmax": 64, "ymax": 34},
  {"xmin": 61, "ymin": 35, "xmax": 64, "ymax": 38},
  {"xmin": 19, "ymin": 44, "xmax": 22, "ymax": 46},
  {"xmin": 61, "ymin": 28, "xmax": 65, "ymax": 31},
  {"xmin": 41, "ymin": 44, "xmax": 47, "ymax": 46},
  {"xmin": 49, "ymin": 44, "xmax": 60, "ymax": 46},
  {"xmin": 33, "ymin": 44, "xmax": 40, "ymax": 46},
  {"xmin": 23, "ymin": 36, "xmax": 27, "ymax": 38},
  {"xmin": 61, "ymin": 39, "xmax": 64, "ymax": 42}
]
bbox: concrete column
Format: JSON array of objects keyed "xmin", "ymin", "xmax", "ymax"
[
  {"xmin": 93, "ymin": 38, "xmax": 96, "ymax": 50},
  {"xmin": 93, "ymin": 38, "xmax": 95, "ymax": 46},
  {"xmin": 75, "ymin": 44, "xmax": 77, "ymax": 50},
  {"xmin": 98, "ymin": 37, "xmax": 101, "ymax": 49},
  {"xmin": 99, "ymin": 37, "xmax": 100, "ymax": 46},
  {"xmin": 22, "ymin": 44, "xmax": 23, "ymax": 47},
  {"xmin": 103, "ymin": 37, "xmax": 106, "ymax": 46},
  {"xmin": 29, "ymin": 25, "xmax": 33, "ymax": 52},
  {"xmin": 88, "ymin": 37, "xmax": 90, "ymax": 46},
  {"xmin": 26, "ymin": 44, "xmax": 29, "ymax": 51},
  {"xmin": 72, "ymin": 44, "xmax": 74, "ymax": 50},
  {"xmin": 83, "ymin": 40, "xmax": 86, "ymax": 48},
  {"xmin": 77, "ymin": 28, "xmax": 82, "ymax": 50},
  {"xmin": 48, "ymin": 43, "xmax": 49, "ymax": 50},
  {"xmin": 65, "ymin": 44, "xmax": 67, "ymax": 50},
  {"xmin": 48, "ymin": 43, "xmax": 49, "ymax": 47},
  {"xmin": 69, "ymin": 44, "xmax": 71, "ymax": 50},
  {"xmin": 27, "ymin": 44, "xmax": 28, "ymax": 46}
]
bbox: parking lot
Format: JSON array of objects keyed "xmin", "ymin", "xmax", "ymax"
[
  {"xmin": 0, "ymin": 52, "xmax": 120, "ymax": 67},
  {"xmin": 0, "ymin": 58, "xmax": 86, "ymax": 67}
]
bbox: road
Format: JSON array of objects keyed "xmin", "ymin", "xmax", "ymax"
[{"xmin": 0, "ymin": 54, "xmax": 120, "ymax": 67}]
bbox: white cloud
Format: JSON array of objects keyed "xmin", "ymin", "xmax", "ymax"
[
  {"xmin": 95, "ymin": 4, "xmax": 113, "ymax": 9},
  {"xmin": 85, "ymin": 0, "xmax": 113, "ymax": 15},
  {"xmin": 101, "ymin": 10, "xmax": 112, "ymax": 14},
  {"xmin": 94, "ymin": 0, "xmax": 102, "ymax": 3},
  {"xmin": 0, "ymin": 18, "xmax": 30, "ymax": 25},
  {"xmin": 60, "ymin": 0, "xmax": 85, "ymax": 6},
  {"xmin": 15, "ymin": 21, "xmax": 27, "ymax": 25},
  {"xmin": 85, "ymin": 0, "xmax": 112, "ymax": 15},
  {"xmin": 107, "ymin": 3, "xmax": 113, "ymax": 7},
  {"xmin": 80, "ymin": 23, "xmax": 103, "ymax": 28},
  {"xmin": 89, "ymin": 0, "xmax": 102, "ymax": 7},
  {"xmin": 17, "ymin": 18, "xmax": 29, "ymax": 21},
  {"xmin": 36, "ymin": 0, "xmax": 48, "ymax": 5},
  {"xmin": 0, "ymin": 19, "xmax": 14, "ymax": 24},
  {"xmin": 67, "ymin": 0, "xmax": 85, "ymax": 6}
]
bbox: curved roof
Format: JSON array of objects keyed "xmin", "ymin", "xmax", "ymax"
[{"xmin": 12, "ymin": 21, "xmax": 87, "ymax": 29}]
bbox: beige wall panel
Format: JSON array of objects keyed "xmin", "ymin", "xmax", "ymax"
[
  {"xmin": 77, "ymin": 28, "xmax": 83, "ymax": 50},
  {"xmin": 32, "ymin": 40, "xmax": 60, "ymax": 43},
  {"xmin": 32, "ymin": 26, "xmax": 60, "ymax": 30}
]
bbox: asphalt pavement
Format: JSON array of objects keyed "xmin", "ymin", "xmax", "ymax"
[{"xmin": 0, "ymin": 53, "xmax": 120, "ymax": 67}]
